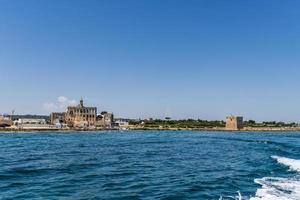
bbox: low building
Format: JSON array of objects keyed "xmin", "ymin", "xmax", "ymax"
[
  {"xmin": 16, "ymin": 118, "xmax": 46, "ymax": 125},
  {"xmin": 96, "ymin": 112, "xmax": 114, "ymax": 128},
  {"xmin": 226, "ymin": 115, "xmax": 243, "ymax": 130},
  {"xmin": 114, "ymin": 119, "xmax": 129, "ymax": 128},
  {"xmin": 14, "ymin": 118, "xmax": 56, "ymax": 130},
  {"xmin": 50, "ymin": 112, "xmax": 66, "ymax": 125},
  {"xmin": 0, "ymin": 116, "xmax": 13, "ymax": 127}
]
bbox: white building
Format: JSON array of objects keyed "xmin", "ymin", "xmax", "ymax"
[
  {"xmin": 14, "ymin": 118, "xmax": 55, "ymax": 130},
  {"xmin": 114, "ymin": 119, "xmax": 129, "ymax": 128},
  {"xmin": 17, "ymin": 118, "xmax": 46, "ymax": 125}
]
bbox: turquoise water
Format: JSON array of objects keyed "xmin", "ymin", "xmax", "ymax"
[{"xmin": 0, "ymin": 131, "xmax": 300, "ymax": 199}]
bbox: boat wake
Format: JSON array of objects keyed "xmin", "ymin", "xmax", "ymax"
[
  {"xmin": 220, "ymin": 156, "xmax": 300, "ymax": 200},
  {"xmin": 271, "ymin": 156, "xmax": 300, "ymax": 172},
  {"xmin": 250, "ymin": 156, "xmax": 300, "ymax": 200}
]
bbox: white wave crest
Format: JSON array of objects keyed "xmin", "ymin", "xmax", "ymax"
[
  {"xmin": 272, "ymin": 156, "xmax": 300, "ymax": 172},
  {"xmin": 249, "ymin": 177, "xmax": 300, "ymax": 200},
  {"xmin": 221, "ymin": 156, "xmax": 300, "ymax": 200},
  {"xmin": 249, "ymin": 156, "xmax": 300, "ymax": 200}
]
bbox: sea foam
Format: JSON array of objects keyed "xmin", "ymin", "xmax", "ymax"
[
  {"xmin": 271, "ymin": 156, "xmax": 300, "ymax": 172},
  {"xmin": 249, "ymin": 177, "xmax": 300, "ymax": 200},
  {"xmin": 249, "ymin": 156, "xmax": 300, "ymax": 200}
]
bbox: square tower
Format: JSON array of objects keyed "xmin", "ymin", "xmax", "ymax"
[{"xmin": 226, "ymin": 116, "xmax": 243, "ymax": 130}]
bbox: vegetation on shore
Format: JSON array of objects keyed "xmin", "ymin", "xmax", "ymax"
[
  {"xmin": 243, "ymin": 120, "xmax": 298, "ymax": 127},
  {"xmin": 129, "ymin": 118, "xmax": 299, "ymax": 129},
  {"xmin": 129, "ymin": 119, "xmax": 224, "ymax": 129}
]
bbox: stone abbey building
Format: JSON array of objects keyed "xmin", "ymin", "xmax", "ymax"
[
  {"xmin": 65, "ymin": 98, "xmax": 97, "ymax": 127},
  {"xmin": 50, "ymin": 98, "xmax": 97, "ymax": 128}
]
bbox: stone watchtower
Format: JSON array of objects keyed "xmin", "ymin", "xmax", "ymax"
[{"xmin": 225, "ymin": 115, "xmax": 243, "ymax": 130}]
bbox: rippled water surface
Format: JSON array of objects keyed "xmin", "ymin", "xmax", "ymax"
[{"xmin": 1, "ymin": 131, "xmax": 300, "ymax": 199}]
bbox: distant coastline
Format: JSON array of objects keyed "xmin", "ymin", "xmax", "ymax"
[
  {"xmin": 1, "ymin": 126, "xmax": 300, "ymax": 133},
  {"xmin": 2, "ymin": 98, "xmax": 299, "ymax": 133}
]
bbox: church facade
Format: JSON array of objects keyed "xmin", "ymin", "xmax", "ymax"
[{"xmin": 65, "ymin": 98, "xmax": 97, "ymax": 127}]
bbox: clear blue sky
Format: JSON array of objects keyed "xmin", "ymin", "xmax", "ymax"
[{"xmin": 0, "ymin": 0, "xmax": 300, "ymax": 122}]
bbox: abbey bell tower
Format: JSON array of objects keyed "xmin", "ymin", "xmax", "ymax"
[{"xmin": 80, "ymin": 98, "xmax": 84, "ymax": 107}]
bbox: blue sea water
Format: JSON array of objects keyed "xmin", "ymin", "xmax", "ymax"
[{"xmin": 0, "ymin": 131, "xmax": 300, "ymax": 200}]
